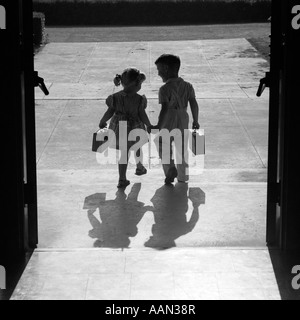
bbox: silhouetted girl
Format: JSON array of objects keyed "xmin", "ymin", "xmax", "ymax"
[{"xmin": 99, "ymin": 68, "xmax": 152, "ymax": 188}]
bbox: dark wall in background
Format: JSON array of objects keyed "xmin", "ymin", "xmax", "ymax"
[{"xmin": 32, "ymin": 0, "xmax": 272, "ymax": 26}]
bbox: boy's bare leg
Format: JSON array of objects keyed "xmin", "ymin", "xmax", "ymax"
[
  {"xmin": 135, "ymin": 148, "xmax": 147, "ymax": 175},
  {"xmin": 175, "ymin": 132, "xmax": 189, "ymax": 182},
  {"xmin": 162, "ymin": 140, "xmax": 177, "ymax": 183},
  {"xmin": 155, "ymin": 136, "xmax": 177, "ymax": 183}
]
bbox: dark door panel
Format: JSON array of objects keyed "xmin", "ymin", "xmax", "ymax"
[
  {"xmin": 266, "ymin": 0, "xmax": 300, "ymax": 250},
  {"xmin": 0, "ymin": 0, "xmax": 38, "ymax": 264}
]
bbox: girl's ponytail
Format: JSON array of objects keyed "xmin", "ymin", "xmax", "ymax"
[
  {"xmin": 138, "ymin": 72, "xmax": 146, "ymax": 84},
  {"xmin": 113, "ymin": 69, "xmax": 146, "ymax": 88},
  {"xmin": 114, "ymin": 74, "xmax": 122, "ymax": 86}
]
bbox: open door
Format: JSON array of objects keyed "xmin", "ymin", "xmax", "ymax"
[
  {"xmin": 266, "ymin": 0, "xmax": 300, "ymax": 250},
  {"xmin": 0, "ymin": 0, "xmax": 38, "ymax": 263},
  {"xmin": 265, "ymin": 0, "xmax": 283, "ymax": 248}
]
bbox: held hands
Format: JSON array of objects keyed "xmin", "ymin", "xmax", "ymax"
[
  {"xmin": 146, "ymin": 126, "xmax": 152, "ymax": 134},
  {"xmin": 147, "ymin": 124, "xmax": 160, "ymax": 134},
  {"xmin": 151, "ymin": 125, "xmax": 160, "ymax": 130},
  {"xmin": 150, "ymin": 125, "xmax": 160, "ymax": 130}
]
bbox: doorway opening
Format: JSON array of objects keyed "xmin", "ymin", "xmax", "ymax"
[{"xmin": 33, "ymin": 23, "xmax": 271, "ymax": 249}]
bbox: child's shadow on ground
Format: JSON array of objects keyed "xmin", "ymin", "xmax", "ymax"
[
  {"xmin": 83, "ymin": 183, "xmax": 151, "ymax": 249},
  {"xmin": 145, "ymin": 183, "xmax": 205, "ymax": 250}
]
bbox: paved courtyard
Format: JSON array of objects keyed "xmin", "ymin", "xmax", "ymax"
[
  {"xmin": 11, "ymin": 35, "xmax": 280, "ymax": 300},
  {"xmin": 34, "ymin": 38, "xmax": 269, "ymax": 248}
]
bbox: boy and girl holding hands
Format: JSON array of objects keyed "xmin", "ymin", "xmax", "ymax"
[{"xmin": 99, "ymin": 54, "xmax": 200, "ymax": 188}]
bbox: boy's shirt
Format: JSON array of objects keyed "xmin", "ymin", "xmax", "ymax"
[{"xmin": 159, "ymin": 77, "xmax": 196, "ymax": 111}]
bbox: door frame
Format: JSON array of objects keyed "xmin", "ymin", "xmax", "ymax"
[
  {"xmin": 21, "ymin": 0, "xmax": 39, "ymax": 250},
  {"xmin": 0, "ymin": 0, "xmax": 38, "ymax": 265},
  {"xmin": 266, "ymin": 0, "xmax": 283, "ymax": 247},
  {"xmin": 266, "ymin": 0, "xmax": 300, "ymax": 250},
  {"xmin": 1, "ymin": 0, "xmax": 300, "ymax": 263}
]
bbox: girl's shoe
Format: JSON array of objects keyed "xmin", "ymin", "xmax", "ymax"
[
  {"xmin": 135, "ymin": 165, "xmax": 147, "ymax": 176},
  {"xmin": 117, "ymin": 180, "xmax": 130, "ymax": 188}
]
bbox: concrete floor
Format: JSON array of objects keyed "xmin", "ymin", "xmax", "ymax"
[
  {"xmin": 11, "ymin": 249, "xmax": 283, "ymax": 300},
  {"xmin": 11, "ymin": 37, "xmax": 278, "ymax": 300},
  {"xmin": 34, "ymin": 38, "xmax": 269, "ymax": 249}
]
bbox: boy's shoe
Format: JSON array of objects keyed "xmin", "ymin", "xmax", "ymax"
[
  {"xmin": 165, "ymin": 167, "xmax": 178, "ymax": 185},
  {"xmin": 117, "ymin": 180, "xmax": 130, "ymax": 189},
  {"xmin": 135, "ymin": 165, "xmax": 147, "ymax": 176}
]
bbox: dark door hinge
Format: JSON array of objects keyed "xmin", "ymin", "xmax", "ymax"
[
  {"xmin": 269, "ymin": 181, "xmax": 281, "ymax": 206},
  {"xmin": 23, "ymin": 182, "xmax": 33, "ymax": 206},
  {"xmin": 276, "ymin": 181, "xmax": 281, "ymax": 206}
]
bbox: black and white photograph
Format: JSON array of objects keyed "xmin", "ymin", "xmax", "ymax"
[{"xmin": 0, "ymin": 0, "xmax": 300, "ymax": 302}]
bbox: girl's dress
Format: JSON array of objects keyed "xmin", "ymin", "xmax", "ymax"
[{"xmin": 106, "ymin": 91, "xmax": 147, "ymax": 150}]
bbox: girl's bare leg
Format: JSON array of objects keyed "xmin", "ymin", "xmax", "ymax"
[
  {"xmin": 135, "ymin": 148, "xmax": 144, "ymax": 169},
  {"xmin": 119, "ymin": 149, "xmax": 129, "ymax": 181}
]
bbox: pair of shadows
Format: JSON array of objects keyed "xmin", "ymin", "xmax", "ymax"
[{"xmin": 83, "ymin": 183, "xmax": 205, "ymax": 249}]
